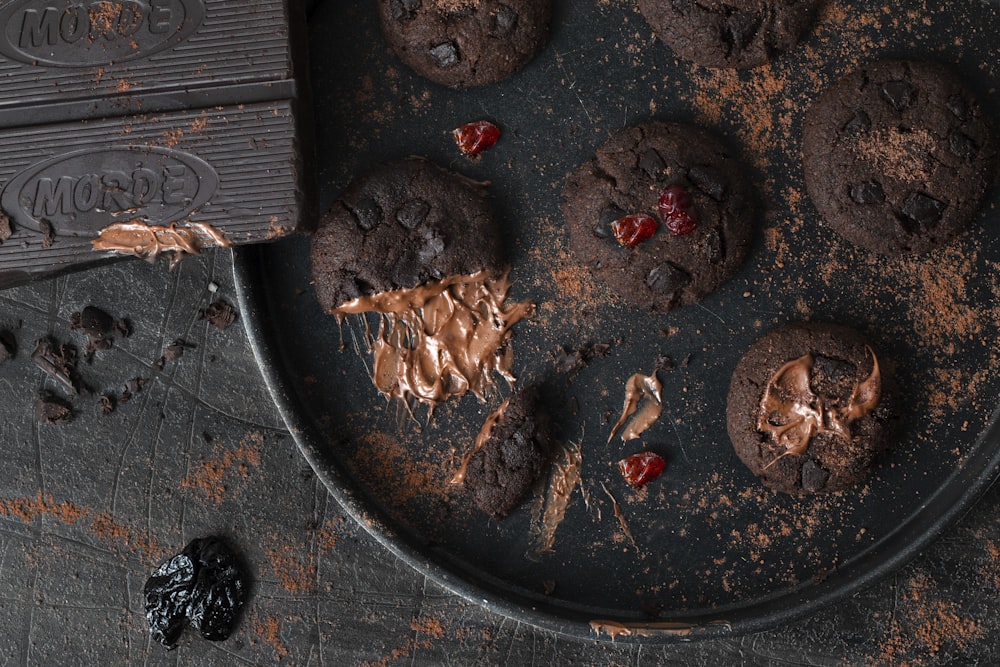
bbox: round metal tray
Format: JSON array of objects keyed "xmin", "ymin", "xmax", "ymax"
[{"xmin": 234, "ymin": 0, "xmax": 1000, "ymax": 642}]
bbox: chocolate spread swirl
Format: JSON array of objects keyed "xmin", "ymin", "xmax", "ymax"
[
  {"xmin": 608, "ymin": 371, "xmax": 663, "ymax": 443},
  {"xmin": 334, "ymin": 271, "xmax": 534, "ymax": 412},
  {"xmin": 93, "ymin": 221, "xmax": 231, "ymax": 268},
  {"xmin": 757, "ymin": 348, "xmax": 881, "ymax": 465}
]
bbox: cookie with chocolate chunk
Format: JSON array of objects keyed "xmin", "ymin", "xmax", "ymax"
[
  {"xmin": 377, "ymin": 0, "xmax": 552, "ymax": 88},
  {"xmin": 311, "ymin": 157, "xmax": 503, "ymax": 312},
  {"xmin": 727, "ymin": 323, "xmax": 894, "ymax": 495},
  {"xmin": 636, "ymin": 0, "xmax": 820, "ymax": 69},
  {"xmin": 802, "ymin": 60, "xmax": 995, "ymax": 255},
  {"xmin": 562, "ymin": 121, "xmax": 754, "ymax": 313},
  {"xmin": 463, "ymin": 384, "xmax": 551, "ymax": 519}
]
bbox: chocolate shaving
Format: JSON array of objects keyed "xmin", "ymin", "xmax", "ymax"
[
  {"xmin": 608, "ymin": 371, "xmax": 663, "ymax": 443},
  {"xmin": 153, "ymin": 339, "xmax": 195, "ymax": 371},
  {"xmin": 199, "ymin": 301, "xmax": 238, "ymax": 331},
  {"xmin": 98, "ymin": 394, "xmax": 116, "ymax": 416},
  {"xmin": 30, "ymin": 338, "xmax": 79, "ymax": 395},
  {"xmin": 35, "ymin": 393, "xmax": 74, "ymax": 425},
  {"xmin": 120, "ymin": 377, "xmax": 147, "ymax": 405}
]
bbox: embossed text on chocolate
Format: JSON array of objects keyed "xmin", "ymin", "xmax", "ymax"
[
  {"xmin": 0, "ymin": 0, "xmax": 205, "ymax": 66},
  {"xmin": 1, "ymin": 146, "xmax": 219, "ymax": 237}
]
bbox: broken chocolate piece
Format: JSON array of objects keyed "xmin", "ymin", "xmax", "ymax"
[
  {"xmin": 35, "ymin": 393, "xmax": 74, "ymax": 425},
  {"xmin": 144, "ymin": 536, "xmax": 248, "ymax": 649},
  {"xmin": 30, "ymin": 338, "xmax": 79, "ymax": 395},
  {"xmin": 98, "ymin": 394, "xmax": 116, "ymax": 416},
  {"xmin": 430, "ymin": 41, "xmax": 460, "ymax": 67},
  {"xmin": 154, "ymin": 339, "xmax": 195, "ymax": 372},
  {"xmin": 120, "ymin": 377, "xmax": 147, "ymax": 405},
  {"xmin": 881, "ymin": 79, "xmax": 916, "ymax": 111},
  {"xmin": 199, "ymin": 301, "xmax": 238, "ymax": 331}
]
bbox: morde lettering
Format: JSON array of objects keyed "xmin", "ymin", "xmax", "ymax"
[
  {"xmin": 17, "ymin": 0, "xmax": 176, "ymax": 48},
  {"xmin": 28, "ymin": 164, "xmax": 194, "ymax": 216},
  {"xmin": 32, "ymin": 177, "xmax": 73, "ymax": 217},
  {"xmin": 19, "ymin": 8, "xmax": 58, "ymax": 48}
]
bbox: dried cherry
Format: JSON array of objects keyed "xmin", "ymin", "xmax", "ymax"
[
  {"xmin": 658, "ymin": 185, "xmax": 698, "ymax": 236},
  {"xmin": 611, "ymin": 213, "xmax": 659, "ymax": 247},
  {"xmin": 452, "ymin": 120, "xmax": 500, "ymax": 156},
  {"xmin": 618, "ymin": 451, "xmax": 666, "ymax": 487}
]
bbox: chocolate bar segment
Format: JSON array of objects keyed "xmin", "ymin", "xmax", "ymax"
[{"xmin": 0, "ymin": 0, "xmax": 314, "ymax": 288}]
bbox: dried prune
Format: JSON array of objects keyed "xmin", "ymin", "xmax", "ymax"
[{"xmin": 144, "ymin": 536, "xmax": 249, "ymax": 649}]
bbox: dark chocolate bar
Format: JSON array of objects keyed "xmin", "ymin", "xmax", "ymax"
[{"xmin": 0, "ymin": 0, "xmax": 314, "ymax": 288}]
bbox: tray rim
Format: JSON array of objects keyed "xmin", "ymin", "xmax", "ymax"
[{"xmin": 232, "ymin": 243, "xmax": 1000, "ymax": 644}]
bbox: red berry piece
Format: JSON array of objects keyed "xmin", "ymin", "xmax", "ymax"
[
  {"xmin": 452, "ymin": 120, "xmax": 500, "ymax": 156},
  {"xmin": 610, "ymin": 213, "xmax": 659, "ymax": 248},
  {"xmin": 618, "ymin": 451, "xmax": 666, "ymax": 487},
  {"xmin": 658, "ymin": 185, "xmax": 698, "ymax": 236}
]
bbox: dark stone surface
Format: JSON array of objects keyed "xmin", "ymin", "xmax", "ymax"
[{"xmin": 0, "ymin": 251, "xmax": 998, "ymax": 665}]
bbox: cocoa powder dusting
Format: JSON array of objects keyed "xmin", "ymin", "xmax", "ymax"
[{"xmin": 180, "ymin": 432, "xmax": 264, "ymax": 504}]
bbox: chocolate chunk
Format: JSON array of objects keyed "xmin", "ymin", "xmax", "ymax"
[
  {"xmin": 639, "ymin": 148, "xmax": 667, "ymax": 180},
  {"xmin": 688, "ymin": 165, "xmax": 726, "ymax": 201},
  {"xmin": 949, "ymin": 131, "xmax": 978, "ymax": 159},
  {"xmin": 199, "ymin": 300, "xmax": 238, "ymax": 331},
  {"xmin": 946, "ymin": 94, "xmax": 970, "ymax": 121},
  {"xmin": 645, "ymin": 262, "xmax": 691, "ymax": 294},
  {"xmin": 881, "ymin": 80, "xmax": 916, "ymax": 111},
  {"xmin": 351, "ymin": 197, "xmax": 382, "ymax": 231},
  {"xmin": 390, "ymin": 0, "xmax": 420, "ymax": 20},
  {"xmin": 842, "ymin": 110, "xmax": 871, "ymax": 135},
  {"xmin": 430, "ymin": 41, "xmax": 460, "ymax": 68},
  {"xmin": 35, "ymin": 393, "xmax": 74, "ymax": 425},
  {"xmin": 722, "ymin": 11, "xmax": 762, "ymax": 54},
  {"xmin": 71, "ymin": 306, "xmax": 114, "ymax": 339},
  {"xmin": 901, "ymin": 192, "xmax": 946, "ymax": 229},
  {"xmin": 596, "ymin": 205, "xmax": 625, "ymax": 239},
  {"xmin": 801, "ymin": 459, "xmax": 830, "ymax": 492},
  {"xmin": 702, "ymin": 228, "xmax": 724, "ymax": 263},
  {"xmin": 395, "ymin": 199, "xmax": 430, "ymax": 229},
  {"xmin": 0, "ymin": 331, "xmax": 14, "ymax": 363},
  {"xmin": 850, "ymin": 181, "xmax": 885, "ymax": 204},
  {"xmin": 491, "ymin": 5, "xmax": 519, "ymax": 36},
  {"xmin": 810, "ymin": 354, "xmax": 857, "ymax": 400},
  {"xmin": 391, "ymin": 251, "xmax": 421, "ymax": 287},
  {"xmin": 416, "ymin": 229, "xmax": 446, "ymax": 264}
]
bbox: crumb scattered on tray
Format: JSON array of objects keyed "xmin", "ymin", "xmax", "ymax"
[
  {"xmin": 200, "ymin": 300, "xmax": 238, "ymax": 331},
  {"xmin": 35, "ymin": 393, "xmax": 74, "ymax": 425}
]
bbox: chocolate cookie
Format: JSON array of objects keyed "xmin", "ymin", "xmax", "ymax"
[
  {"xmin": 463, "ymin": 384, "xmax": 551, "ymax": 519},
  {"xmin": 636, "ymin": 0, "xmax": 820, "ymax": 69},
  {"xmin": 802, "ymin": 60, "xmax": 996, "ymax": 255},
  {"xmin": 311, "ymin": 157, "xmax": 503, "ymax": 312},
  {"xmin": 726, "ymin": 323, "xmax": 893, "ymax": 495},
  {"xmin": 562, "ymin": 122, "xmax": 754, "ymax": 313},
  {"xmin": 377, "ymin": 0, "xmax": 553, "ymax": 88}
]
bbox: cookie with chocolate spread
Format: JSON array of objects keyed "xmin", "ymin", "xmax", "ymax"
[
  {"xmin": 636, "ymin": 0, "xmax": 820, "ymax": 69},
  {"xmin": 462, "ymin": 384, "xmax": 551, "ymax": 519},
  {"xmin": 802, "ymin": 60, "xmax": 995, "ymax": 255},
  {"xmin": 562, "ymin": 121, "xmax": 754, "ymax": 313},
  {"xmin": 726, "ymin": 323, "xmax": 893, "ymax": 495},
  {"xmin": 377, "ymin": 0, "xmax": 553, "ymax": 88},
  {"xmin": 311, "ymin": 157, "xmax": 503, "ymax": 312}
]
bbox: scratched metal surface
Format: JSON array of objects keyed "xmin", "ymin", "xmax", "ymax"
[
  {"xmin": 0, "ymin": 250, "xmax": 998, "ymax": 664},
  {"xmin": 236, "ymin": 0, "xmax": 1000, "ymax": 644}
]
